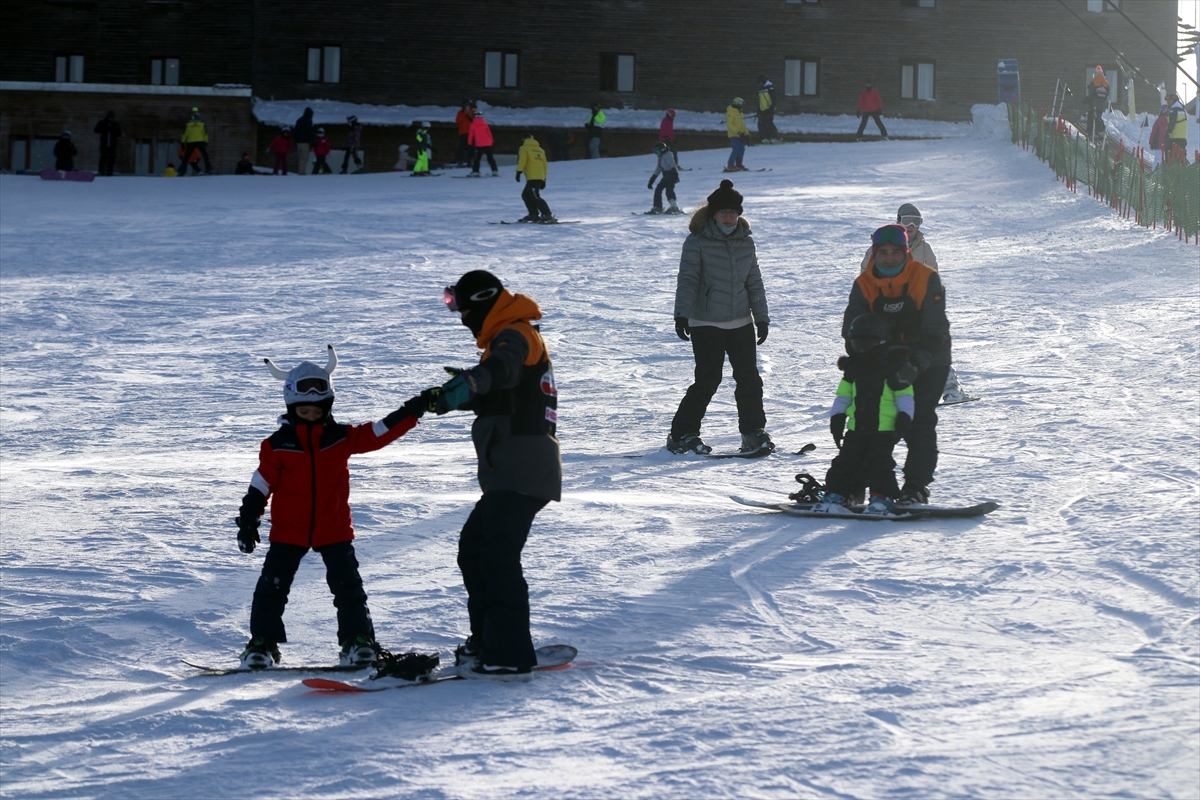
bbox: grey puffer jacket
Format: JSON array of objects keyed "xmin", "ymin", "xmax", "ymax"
[{"xmin": 674, "ymin": 215, "xmax": 769, "ymax": 324}]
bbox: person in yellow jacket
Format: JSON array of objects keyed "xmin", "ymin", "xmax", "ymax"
[
  {"xmin": 725, "ymin": 98, "xmax": 750, "ymax": 172},
  {"xmin": 515, "ymin": 134, "xmax": 554, "ymax": 223},
  {"xmin": 1164, "ymin": 93, "xmax": 1189, "ymax": 163},
  {"xmin": 757, "ymin": 76, "xmax": 779, "ymax": 143},
  {"xmin": 179, "ymin": 107, "xmax": 214, "ymax": 175}
]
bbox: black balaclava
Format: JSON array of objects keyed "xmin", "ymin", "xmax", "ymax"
[{"xmin": 454, "ymin": 270, "xmax": 505, "ymax": 336}]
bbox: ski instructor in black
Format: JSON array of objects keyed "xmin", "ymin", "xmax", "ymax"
[
  {"xmin": 843, "ymin": 223, "xmax": 951, "ymax": 506},
  {"xmin": 423, "ymin": 270, "xmax": 561, "ymax": 681}
]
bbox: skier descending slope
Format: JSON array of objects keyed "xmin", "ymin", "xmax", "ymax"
[
  {"xmin": 843, "ymin": 224, "xmax": 951, "ymax": 506},
  {"xmin": 423, "ymin": 272, "xmax": 562, "ymax": 681},
  {"xmin": 668, "ymin": 180, "xmax": 773, "ymax": 455},
  {"xmin": 516, "ymin": 133, "xmax": 555, "ymax": 222},
  {"xmin": 233, "ymin": 346, "xmax": 432, "ymax": 669},
  {"xmin": 646, "ymin": 142, "xmax": 682, "ymax": 215}
]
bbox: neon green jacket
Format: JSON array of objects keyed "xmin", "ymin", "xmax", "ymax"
[{"xmin": 181, "ymin": 117, "xmax": 208, "ymax": 143}]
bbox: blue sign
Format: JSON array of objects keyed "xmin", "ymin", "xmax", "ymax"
[{"xmin": 998, "ymin": 59, "xmax": 1020, "ymax": 104}]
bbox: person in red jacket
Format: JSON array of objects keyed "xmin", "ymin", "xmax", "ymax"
[
  {"xmin": 267, "ymin": 127, "xmax": 295, "ymax": 175},
  {"xmin": 311, "ymin": 127, "xmax": 333, "ymax": 174},
  {"xmin": 468, "ymin": 111, "xmax": 498, "ymax": 176},
  {"xmin": 234, "ymin": 345, "xmax": 433, "ymax": 669},
  {"xmin": 855, "ymin": 80, "xmax": 888, "ymax": 140},
  {"xmin": 455, "ymin": 99, "xmax": 475, "ymax": 167}
]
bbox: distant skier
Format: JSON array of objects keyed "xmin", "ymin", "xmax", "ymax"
[
  {"xmin": 340, "ymin": 115, "xmax": 363, "ymax": 174},
  {"xmin": 843, "ymin": 223, "xmax": 951, "ymax": 507},
  {"xmin": 585, "ymin": 104, "xmax": 606, "ymax": 158},
  {"xmin": 311, "ymin": 128, "xmax": 333, "ymax": 174},
  {"xmin": 725, "ymin": 97, "xmax": 750, "ymax": 172},
  {"xmin": 812, "ymin": 313, "xmax": 914, "ymax": 516},
  {"xmin": 669, "ymin": 180, "xmax": 773, "ymax": 455},
  {"xmin": 659, "ymin": 108, "xmax": 679, "ymax": 166},
  {"xmin": 53, "ymin": 130, "xmax": 77, "ymax": 171},
  {"xmin": 1086, "ymin": 66, "xmax": 1110, "ymax": 141},
  {"xmin": 516, "ymin": 133, "xmax": 554, "ymax": 222},
  {"xmin": 235, "ymin": 152, "xmax": 256, "ymax": 175},
  {"xmin": 455, "ymin": 100, "xmax": 475, "ymax": 167},
  {"xmin": 294, "ymin": 107, "xmax": 315, "ymax": 175},
  {"xmin": 646, "ymin": 141, "xmax": 682, "ymax": 215},
  {"xmin": 266, "ymin": 126, "xmax": 295, "ymax": 175},
  {"xmin": 233, "ymin": 345, "xmax": 431, "ymax": 669},
  {"xmin": 423, "ymin": 271, "xmax": 561, "ymax": 681},
  {"xmin": 93, "ymin": 111, "xmax": 121, "ymax": 176},
  {"xmin": 1163, "ymin": 93, "xmax": 1189, "ymax": 163},
  {"xmin": 757, "ymin": 76, "xmax": 779, "ymax": 143},
  {"xmin": 413, "ymin": 121, "xmax": 433, "ymax": 175},
  {"xmin": 180, "ymin": 107, "xmax": 215, "ymax": 175},
  {"xmin": 855, "ymin": 80, "xmax": 887, "ymax": 140},
  {"xmin": 468, "ymin": 111, "xmax": 499, "ymax": 176}
]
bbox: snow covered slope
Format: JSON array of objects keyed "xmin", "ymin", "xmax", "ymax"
[{"xmin": 1, "ymin": 109, "xmax": 1197, "ymax": 799}]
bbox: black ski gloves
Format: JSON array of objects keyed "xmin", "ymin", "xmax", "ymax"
[
  {"xmin": 647, "ymin": 178, "xmax": 655, "ymax": 189},
  {"xmin": 893, "ymin": 411, "xmax": 912, "ymax": 442},
  {"xmin": 888, "ymin": 361, "xmax": 920, "ymax": 391},
  {"xmin": 236, "ymin": 486, "xmax": 267, "ymax": 553},
  {"xmin": 515, "ymin": 172, "xmax": 521, "ymax": 182},
  {"xmin": 674, "ymin": 316, "xmax": 690, "ymax": 341},
  {"xmin": 830, "ymin": 413, "xmax": 846, "ymax": 449},
  {"xmin": 401, "ymin": 390, "xmax": 438, "ymax": 420},
  {"xmin": 756, "ymin": 321, "xmax": 769, "ymax": 345}
]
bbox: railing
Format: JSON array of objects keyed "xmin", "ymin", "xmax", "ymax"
[{"xmin": 1007, "ymin": 100, "xmax": 1198, "ymax": 243}]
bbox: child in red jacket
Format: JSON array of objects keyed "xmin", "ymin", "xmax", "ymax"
[
  {"xmin": 311, "ymin": 127, "xmax": 332, "ymax": 174},
  {"xmin": 267, "ymin": 127, "xmax": 295, "ymax": 175},
  {"xmin": 234, "ymin": 345, "xmax": 433, "ymax": 669}
]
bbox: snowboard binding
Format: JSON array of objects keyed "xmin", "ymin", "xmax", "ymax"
[
  {"xmin": 370, "ymin": 649, "xmax": 440, "ymax": 682},
  {"xmin": 788, "ymin": 472, "xmax": 825, "ymax": 504}
]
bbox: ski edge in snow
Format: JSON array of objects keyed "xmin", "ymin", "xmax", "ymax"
[{"xmin": 181, "ymin": 659, "xmax": 368, "ymax": 676}]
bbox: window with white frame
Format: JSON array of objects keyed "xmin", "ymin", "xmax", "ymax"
[
  {"xmin": 306, "ymin": 46, "xmax": 340, "ymax": 83},
  {"xmin": 600, "ymin": 53, "xmax": 635, "ymax": 92},
  {"xmin": 151, "ymin": 58, "xmax": 180, "ymax": 86},
  {"xmin": 901, "ymin": 61, "xmax": 935, "ymax": 100},
  {"xmin": 484, "ymin": 51, "xmax": 519, "ymax": 89},
  {"xmin": 55, "ymin": 55, "xmax": 84, "ymax": 83},
  {"xmin": 785, "ymin": 58, "xmax": 820, "ymax": 97}
]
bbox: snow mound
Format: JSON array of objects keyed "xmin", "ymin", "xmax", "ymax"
[{"xmin": 970, "ymin": 104, "xmax": 1011, "ymax": 141}]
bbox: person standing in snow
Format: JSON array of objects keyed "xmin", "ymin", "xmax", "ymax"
[
  {"xmin": 93, "ymin": 111, "xmax": 121, "ymax": 176},
  {"xmin": 340, "ymin": 115, "xmax": 363, "ymax": 174},
  {"xmin": 669, "ymin": 180, "xmax": 773, "ymax": 455},
  {"xmin": 1085, "ymin": 66, "xmax": 1110, "ymax": 141},
  {"xmin": 179, "ymin": 107, "xmax": 215, "ymax": 175},
  {"xmin": 413, "ymin": 121, "xmax": 433, "ymax": 176},
  {"xmin": 646, "ymin": 142, "xmax": 681, "ymax": 215},
  {"xmin": 294, "ymin": 107, "xmax": 315, "ymax": 175},
  {"xmin": 311, "ymin": 128, "xmax": 333, "ymax": 174},
  {"xmin": 468, "ymin": 111, "xmax": 498, "ymax": 176},
  {"xmin": 53, "ymin": 130, "xmax": 77, "ymax": 171},
  {"xmin": 855, "ymin": 80, "xmax": 887, "ymax": 140},
  {"xmin": 1163, "ymin": 93, "xmax": 1189, "ymax": 163},
  {"xmin": 725, "ymin": 97, "xmax": 750, "ymax": 172},
  {"xmin": 659, "ymin": 108, "xmax": 680, "ymax": 166},
  {"xmin": 842, "ymin": 223, "xmax": 951, "ymax": 507},
  {"xmin": 516, "ymin": 133, "xmax": 554, "ymax": 222},
  {"xmin": 267, "ymin": 126, "xmax": 295, "ymax": 175},
  {"xmin": 233, "ymin": 345, "xmax": 432, "ymax": 669},
  {"xmin": 812, "ymin": 313, "xmax": 914, "ymax": 516},
  {"xmin": 422, "ymin": 271, "xmax": 561, "ymax": 681},
  {"xmin": 757, "ymin": 76, "xmax": 779, "ymax": 143},
  {"xmin": 455, "ymin": 100, "xmax": 475, "ymax": 167},
  {"xmin": 585, "ymin": 104, "xmax": 605, "ymax": 159}
]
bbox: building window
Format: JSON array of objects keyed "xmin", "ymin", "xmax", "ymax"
[
  {"xmin": 1086, "ymin": 0, "xmax": 1117, "ymax": 11},
  {"xmin": 55, "ymin": 55, "xmax": 84, "ymax": 83},
  {"xmin": 307, "ymin": 46, "xmax": 340, "ymax": 83},
  {"xmin": 600, "ymin": 54, "xmax": 635, "ymax": 92},
  {"xmin": 785, "ymin": 0, "xmax": 819, "ymax": 4},
  {"xmin": 901, "ymin": 61, "xmax": 935, "ymax": 100},
  {"xmin": 902, "ymin": 0, "xmax": 935, "ymax": 6},
  {"xmin": 785, "ymin": 58, "xmax": 819, "ymax": 96},
  {"xmin": 151, "ymin": 58, "xmax": 180, "ymax": 86},
  {"xmin": 484, "ymin": 51, "xmax": 519, "ymax": 89}
]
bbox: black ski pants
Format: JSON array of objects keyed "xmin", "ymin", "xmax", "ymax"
[
  {"xmin": 249, "ymin": 540, "xmax": 374, "ymax": 646},
  {"xmin": 180, "ymin": 142, "xmax": 213, "ymax": 173},
  {"xmin": 856, "ymin": 113, "xmax": 888, "ymax": 137},
  {"xmin": 653, "ymin": 169, "xmax": 679, "ymax": 207},
  {"xmin": 901, "ymin": 364, "xmax": 949, "ymax": 490},
  {"xmin": 758, "ymin": 107, "xmax": 778, "ymax": 141},
  {"xmin": 340, "ymin": 146, "xmax": 361, "ymax": 173},
  {"xmin": 521, "ymin": 179, "xmax": 552, "ymax": 218},
  {"xmin": 825, "ymin": 430, "xmax": 900, "ymax": 499},
  {"xmin": 671, "ymin": 323, "xmax": 765, "ymax": 437},
  {"xmin": 456, "ymin": 133, "xmax": 471, "ymax": 166},
  {"xmin": 457, "ymin": 490, "xmax": 547, "ymax": 669},
  {"xmin": 98, "ymin": 145, "xmax": 117, "ymax": 176},
  {"xmin": 472, "ymin": 146, "xmax": 498, "ymax": 173}
]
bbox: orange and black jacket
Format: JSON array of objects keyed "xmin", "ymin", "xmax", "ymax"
[
  {"xmin": 240, "ymin": 411, "xmax": 417, "ymax": 548},
  {"xmin": 842, "ymin": 256, "xmax": 951, "ymax": 371}
]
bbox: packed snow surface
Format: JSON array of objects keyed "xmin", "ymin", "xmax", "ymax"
[{"xmin": 1, "ymin": 107, "xmax": 1198, "ymax": 799}]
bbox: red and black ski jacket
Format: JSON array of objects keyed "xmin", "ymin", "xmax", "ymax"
[{"xmin": 239, "ymin": 409, "xmax": 417, "ymax": 548}]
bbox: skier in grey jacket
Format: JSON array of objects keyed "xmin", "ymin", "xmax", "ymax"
[{"xmin": 668, "ymin": 179, "xmax": 773, "ymax": 455}]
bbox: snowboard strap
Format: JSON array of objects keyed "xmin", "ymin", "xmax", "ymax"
[{"xmin": 789, "ymin": 472, "xmax": 825, "ymax": 503}]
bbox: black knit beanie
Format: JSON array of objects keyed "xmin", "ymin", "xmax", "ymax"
[{"xmin": 706, "ymin": 180, "xmax": 743, "ymax": 216}]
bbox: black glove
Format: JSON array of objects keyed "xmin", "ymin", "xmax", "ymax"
[
  {"xmin": 236, "ymin": 516, "xmax": 260, "ymax": 554},
  {"xmin": 647, "ymin": 179, "xmax": 655, "ymax": 189},
  {"xmin": 674, "ymin": 316, "xmax": 690, "ymax": 341},
  {"xmin": 893, "ymin": 411, "xmax": 912, "ymax": 442},
  {"xmin": 888, "ymin": 361, "xmax": 920, "ymax": 391},
  {"xmin": 830, "ymin": 413, "xmax": 846, "ymax": 449},
  {"xmin": 756, "ymin": 321, "xmax": 769, "ymax": 345},
  {"xmin": 515, "ymin": 172, "xmax": 521, "ymax": 182},
  {"xmin": 402, "ymin": 392, "xmax": 433, "ymax": 419}
]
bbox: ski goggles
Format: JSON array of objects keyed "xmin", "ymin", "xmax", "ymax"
[
  {"xmin": 443, "ymin": 286, "xmax": 459, "ymax": 312},
  {"xmin": 292, "ymin": 377, "xmax": 329, "ymax": 395},
  {"xmin": 872, "ymin": 224, "xmax": 909, "ymax": 249},
  {"xmin": 899, "ymin": 214, "xmax": 923, "ymax": 228},
  {"xmin": 443, "ymin": 285, "xmax": 501, "ymax": 313}
]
